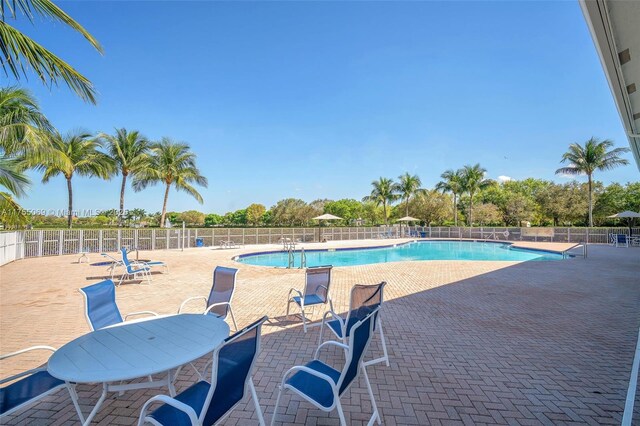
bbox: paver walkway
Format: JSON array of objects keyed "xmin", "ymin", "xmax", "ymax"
[{"xmin": 1, "ymin": 240, "xmax": 638, "ymax": 425}]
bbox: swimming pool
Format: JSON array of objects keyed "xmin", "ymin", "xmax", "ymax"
[{"xmin": 234, "ymin": 240, "xmax": 566, "ymax": 268}]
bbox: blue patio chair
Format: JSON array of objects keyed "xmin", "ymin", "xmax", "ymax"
[
  {"xmin": 119, "ymin": 247, "xmax": 152, "ymax": 285},
  {"xmin": 121, "ymin": 247, "xmax": 169, "ymax": 274},
  {"xmin": 287, "ymin": 266, "xmax": 334, "ymax": 332},
  {"xmin": 80, "ymin": 280, "xmax": 159, "ymax": 331},
  {"xmin": 271, "ymin": 308, "xmax": 381, "ymax": 426},
  {"xmin": 614, "ymin": 234, "xmax": 629, "ymax": 247},
  {"xmin": 138, "ymin": 316, "xmax": 268, "ymax": 426},
  {"xmin": 178, "ymin": 266, "xmax": 239, "ymax": 331},
  {"xmin": 318, "ymin": 282, "xmax": 389, "ymax": 367},
  {"xmin": 0, "ymin": 346, "xmax": 66, "ymax": 418}
]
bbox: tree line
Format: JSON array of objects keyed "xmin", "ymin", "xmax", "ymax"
[{"xmin": 24, "ymin": 178, "xmax": 639, "ymax": 229}]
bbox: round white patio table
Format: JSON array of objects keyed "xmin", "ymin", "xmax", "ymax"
[{"xmin": 48, "ymin": 314, "xmax": 230, "ymax": 425}]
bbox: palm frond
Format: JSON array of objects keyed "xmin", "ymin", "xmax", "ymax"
[
  {"xmin": 0, "ymin": 21, "xmax": 98, "ymax": 103},
  {"xmin": 0, "ymin": 155, "xmax": 29, "ymax": 196},
  {"xmin": 1, "ymin": 0, "xmax": 103, "ymax": 53}
]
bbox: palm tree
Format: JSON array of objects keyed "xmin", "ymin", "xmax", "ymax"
[
  {"xmin": 1, "ymin": 0, "xmax": 103, "ymax": 103},
  {"xmin": 132, "ymin": 138, "xmax": 208, "ymax": 227},
  {"xmin": 0, "ymin": 87, "xmax": 51, "ymax": 227},
  {"xmin": 36, "ymin": 130, "xmax": 114, "ymax": 228},
  {"xmin": 395, "ymin": 173, "xmax": 423, "ymax": 217},
  {"xmin": 99, "ymin": 129, "xmax": 150, "ymax": 226},
  {"xmin": 435, "ymin": 169, "xmax": 463, "ymax": 226},
  {"xmin": 362, "ymin": 177, "xmax": 397, "ymax": 225},
  {"xmin": 460, "ymin": 164, "xmax": 493, "ymax": 226},
  {"xmin": 556, "ymin": 138, "xmax": 629, "ymax": 226},
  {"xmin": 0, "ymin": 86, "xmax": 51, "ymax": 155}
]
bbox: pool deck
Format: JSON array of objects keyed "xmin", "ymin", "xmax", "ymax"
[{"xmin": 1, "ymin": 239, "xmax": 639, "ymax": 425}]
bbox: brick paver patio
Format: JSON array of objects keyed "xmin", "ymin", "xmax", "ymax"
[{"xmin": 1, "ymin": 239, "xmax": 638, "ymax": 425}]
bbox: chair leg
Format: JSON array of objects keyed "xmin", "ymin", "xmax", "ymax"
[
  {"xmin": 336, "ymin": 399, "xmax": 348, "ymax": 426},
  {"xmin": 378, "ymin": 319, "xmax": 390, "ymax": 367},
  {"xmin": 318, "ymin": 317, "xmax": 326, "ymax": 346},
  {"xmin": 249, "ymin": 379, "xmax": 266, "ymax": 426},
  {"xmin": 362, "ymin": 366, "xmax": 381, "ymax": 425},
  {"xmin": 227, "ymin": 305, "xmax": 239, "ymax": 332},
  {"xmin": 301, "ymin": 306, "xmax": 308, "ymax": 333},
  {"xmin": 270, "ymin": 385, "xmax": 285, "ymax": 426}
]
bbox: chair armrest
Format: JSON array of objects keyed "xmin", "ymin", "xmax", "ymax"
[
  {"xmin": 178, "ymin": 296, "xmax": 208, "ymax": 314},
  {"xmin": 1, "ymin": 346, "xmax": 57, "ymax": 385},
  {"xmin": 124, "ymin": 311, "xmax": 160, "ymax": 320},
  {"xmin": 0, "ymin": 345, "xmax": 56, "ymax": 360},
  {"xmin": 288, "ymin": 288, "xmax": 303, "ymax": 299},
  {"xmin": 314, "ymin": 341, "xmax": 349, "ymax": 360},
  {"xmin": 282, "ymin": 365, "xmax": 337, "ymax": 389},
  {"xmin": 320, "ymin": 310, "xmax": 344, "ymax": 328},
  {"xmin": 139, "ymin": 394, "xmax": 200, "ymax": 426},
  {"xmin": 204, "ymin": 302, "xmax": 231, "ymax": 316}
]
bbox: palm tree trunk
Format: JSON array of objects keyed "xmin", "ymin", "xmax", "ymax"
[
  {"xmin": 160, "ymin": 183, "xmax": 170, "ymax": 228},
  {"xmin": 405, "ymin": 197, "xmax": 409, "ymax": 217},
  {"xmin": 119, "ymin": 173, "xmax": 127, "ymax": 227},
  {"xmin": 588, "ymin": 174, "xmax": 593, "ymax": 227},
  {"xmin": 383, "ymin": 202, "xmax": 388, "ymax": 225},
  {"xmin": 453, "ymin": 193, "xmax": 458, "ymax": 226},
  {"xmin": 468, "ymin": 193, "xmax": 473, "ymax": 226},
  {"xmin": 66, "ymin": 177, "xmax": 73, "ymax": 229}
]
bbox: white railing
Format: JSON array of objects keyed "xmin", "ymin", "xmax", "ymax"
[{"xmin": 0, "ymin": 226, "xmax": 637, "ymax": 265}]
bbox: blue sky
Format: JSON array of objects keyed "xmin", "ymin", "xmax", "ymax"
[{"xmin": 14, "ymin": 0, "xmax": 638, "ymax": 215}]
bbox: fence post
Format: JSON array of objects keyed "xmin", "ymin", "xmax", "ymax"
[
  {"xmin": 79, "ymin": 230, "xmax": 84, "ymax": 253},
  {"xmin": 58, "ymin": 230, "xmax": 63, "ymax": 256},
  {"xmin": 242, "ymin": 228, "xmax": 245, "ymax": 245},
  {"xmin": 567, "ymin": 227, "xmax": 571, "ymax": 243}
]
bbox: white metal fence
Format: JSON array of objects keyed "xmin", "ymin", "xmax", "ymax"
[{"xmin": 0, "ymin": 226, "xmax": 636, "ymax": 265}]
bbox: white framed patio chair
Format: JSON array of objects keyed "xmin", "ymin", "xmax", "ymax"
[
  {"xmin": 119, "ymin": 247, "xmax": 152, "ymax": 285},
  {"xmin": 80, "ymin": 279, "xmax": 160, "ymax": 331},
  {"xmin": 178, "ymin": 266, "xmax": 239, "ymax": 331},
  {"xmin": 614, "ymin": 234, "xmax": 629, "ymax": 247},
  {"xmin": 0, "ymin": 346, "xmax": 66, "ymax": 418},
  {"xmin": 318, "ymin": 282, "xmax": 389, "ymax": 367},
  {"xmin": 121, "ymin": 247, "xmax": 169, "ymax": 274},
  {"xmin": 286, "ymin": 265, "xmax": 333, "ymax": 332},
  {"xmin": 138, "ymin": 316, "xmax": 268, "ymax": 426},
  {"xmin": 271, "ymin": 308, "xmax": 381, "ymax": 426}
]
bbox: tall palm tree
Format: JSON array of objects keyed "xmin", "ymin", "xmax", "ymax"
[
  {"xmin": 99, "ymin": 128, "xmax": 150, "ymax": 226},
  {"xmin": 362, "ymin": 177, "xmax": 397, "ymax": 225},
  {"xmin": 556, "ymin": 138, "xmax": 629, "ymax": 226},
  {"xmin": 435, "ymin": 169, "xmax": 463, "ymax": 226},
  {"xmin": 36, "ymin": 131, "xmax": 114, "ymax": 228},
  {"xmin": 1, "ymin": 0, "xmax": 103, "ymax": 103},
  {"xmin": 460, "ymin": 163, "xmax": 493, "ymax": 226},
  {"xmin": 395, "ymin": 173, "xmax": 423, "ymax": 217},
  {"xmin": 132, "ymin": 138, "xmax": 208, "ymax": 228}
]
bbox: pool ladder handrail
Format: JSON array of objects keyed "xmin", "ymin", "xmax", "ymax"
[
  {"xmin": 287, "ymin": 248, "xmax": 294, "ymax": 268},
  {"xmin": 299, "ymin": 247, "xmax": 307, "ymax": 269}
]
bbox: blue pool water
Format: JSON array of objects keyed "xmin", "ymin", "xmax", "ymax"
[{"xmin": 235, "ymin": 241, "xmax": 565, "ymax": 268}]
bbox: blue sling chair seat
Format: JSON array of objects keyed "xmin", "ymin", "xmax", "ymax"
[
  {"xmin": 319, "ymin": 282, "xmax": 389, "ymax": 367},
  {"xmin": 138, "ymin": 316, "xmax": 268, "ymax": 426},
  {"xmin": 271, "ymin": 308, "xmax": 381, "ymax": 426},
  {"xmin": 0, "ymin": 346, "xmax": 66, "ymax": 418},
  {"xmin": 286, "ymin": 266, "xmax": 334, "ymax": 332}
]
